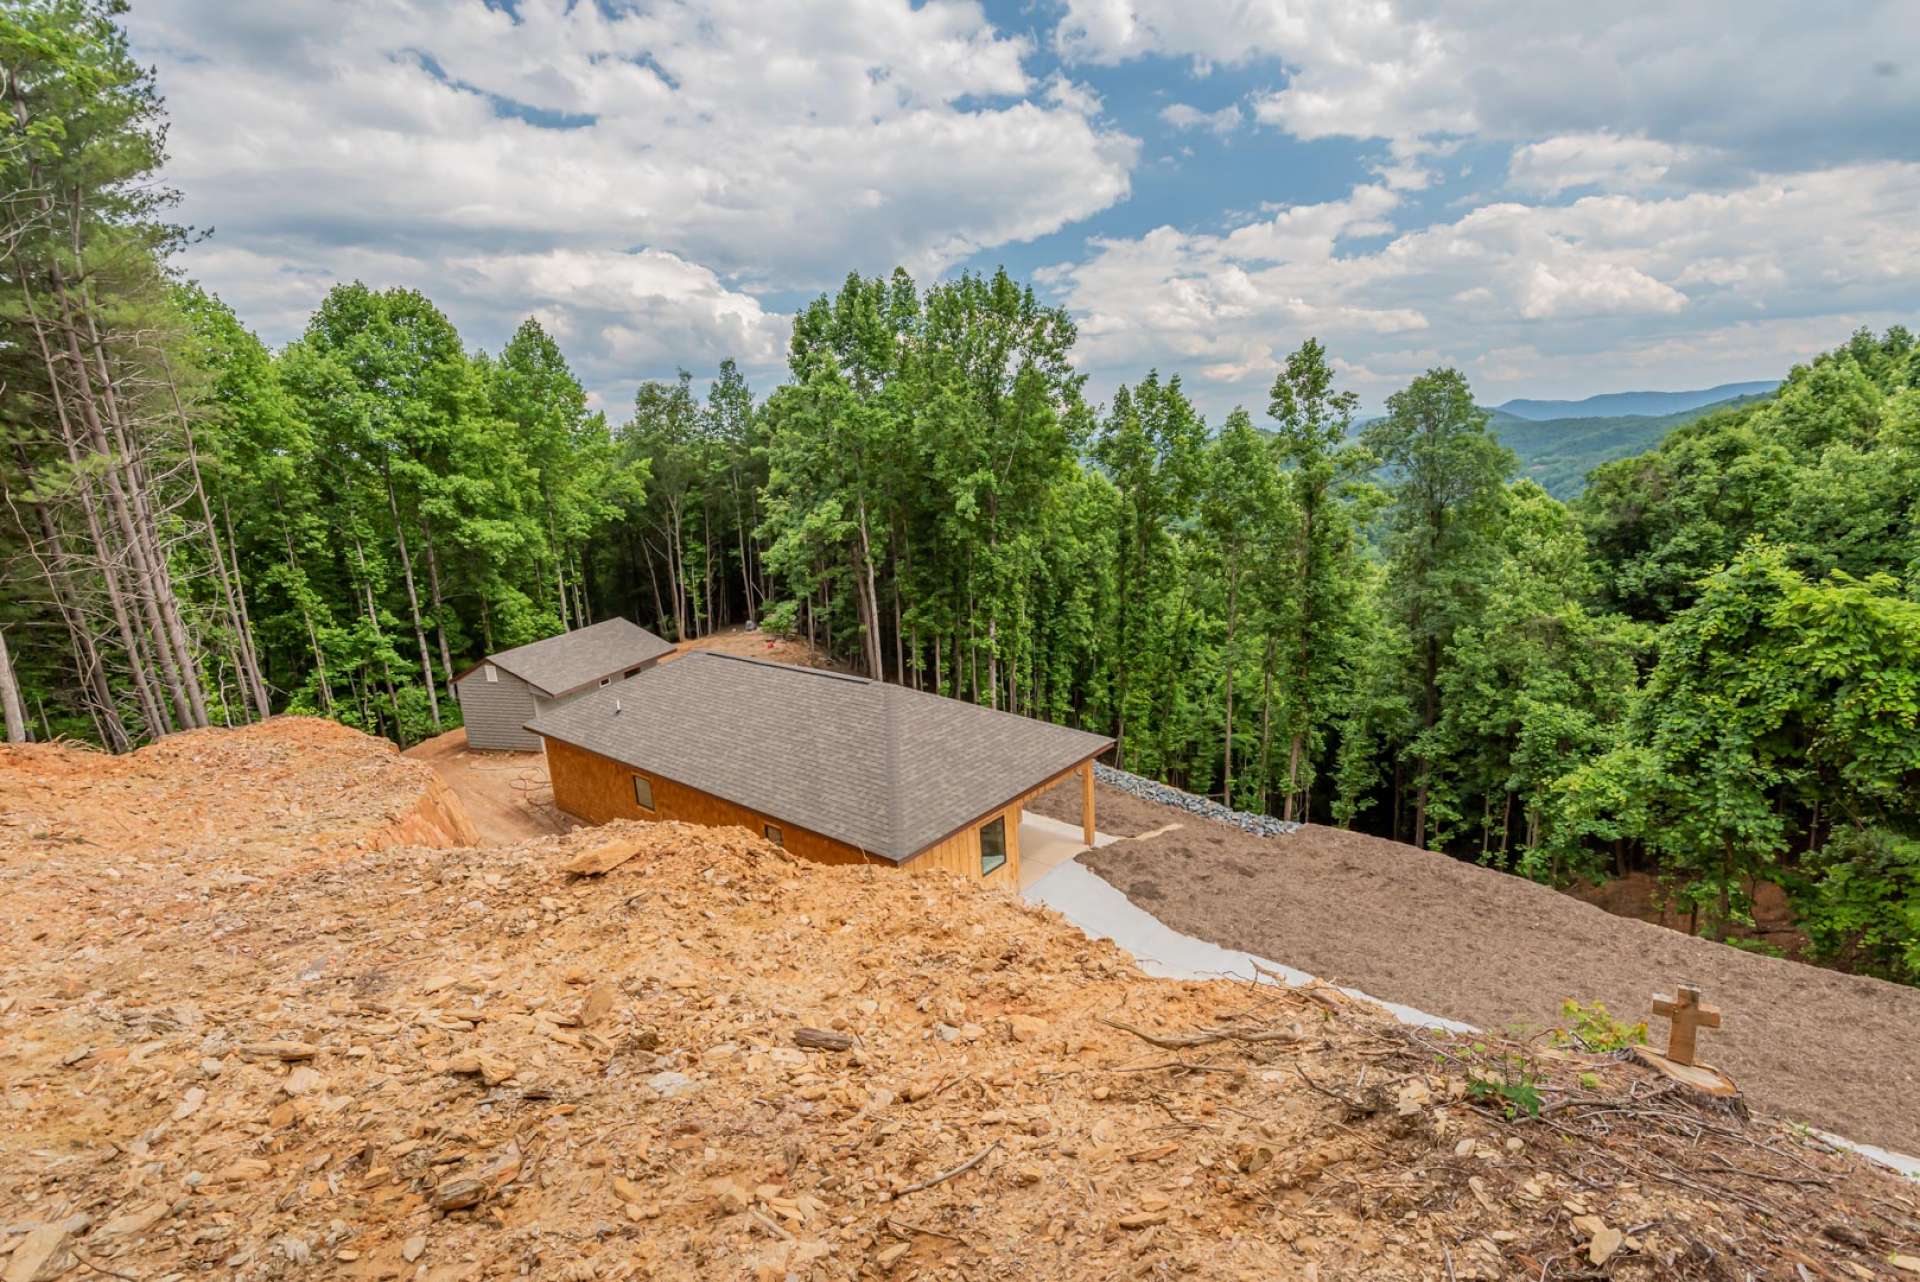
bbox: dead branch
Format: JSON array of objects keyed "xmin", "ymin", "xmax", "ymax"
[{"xmin": 894, "ymin": 1140, "xmax": 1001, "ymax": 1198}]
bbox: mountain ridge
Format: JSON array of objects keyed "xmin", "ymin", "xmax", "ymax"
[{"xmin": 1496, "ymin": 380, "xmax": 1779, "ymax": 422}]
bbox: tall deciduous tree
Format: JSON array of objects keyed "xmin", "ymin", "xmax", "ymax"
[{"xmin": 1363, "ymin": 368, "xmax": 1515, "ymax": 848}]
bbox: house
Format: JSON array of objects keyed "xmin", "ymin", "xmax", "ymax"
[
  {"xmin": 455, "ymin": 617, "xmax": 675, "ymax": 751},
  {"xmin": 526, "ymin": 652, "xmax": 1113, "ymax": 885}
]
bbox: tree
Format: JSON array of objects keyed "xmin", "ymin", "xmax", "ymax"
[
  {"xmin": 1198, "ymin": 409, "xmax": 1284, "ymax": 805},
  {"xmin": 1267, "ymin": 338, "xmax": 1373, "ymax": 819},
  {"xmin": 1362, "ymin": 368, "xmax": 1515, "ymax": 848},
  {"xmin": 1093, "ymin": 371, "xmax": 1206, "ymax": 770}
]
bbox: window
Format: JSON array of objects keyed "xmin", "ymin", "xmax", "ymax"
[
  {"xmin": 979, "ymin": 815, "xmax": 1008, "ymax": 877},
  {"xmin": 600, "ymin": 677, "xmax": 612, "ymax": 687},
  {"xmin": 763, "ymin": 824, "xmax": 784, "ymax": 848},
  {"xmin": 483, "ymin": 664, "xmax": 498, "ymax": 683},
  {"xmin": 632, "ymin": 775, "xmax": 655, "ymax": 811}
]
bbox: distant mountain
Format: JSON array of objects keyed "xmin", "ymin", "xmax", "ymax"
[
  {"xmin": 1489, "ymin": 392, "xmax": 1775, "ymax": 498},
  {"xmin": 1495, "ymin": 381, "xmax": 1779, "ymax": 422}
]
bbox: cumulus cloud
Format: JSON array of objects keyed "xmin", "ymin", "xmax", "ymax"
[
  {"xmin": 1040, "ymin": 163, "xmax": 1920, "ymax": 413},
  {"xmin": 1059, "ymin": 0, "xmax": 1920, "ymax": 174},
  {"xmin": 1507, "ymin": 133, "xmax": 1701, "ymax": 196},
  {"xmin": 1160, "ymin": 102, "xmax": 1243, "ymax": 137},
  {"xmin": 128, "ymin": 0, "xmax": 1139, "ymax": 403}
]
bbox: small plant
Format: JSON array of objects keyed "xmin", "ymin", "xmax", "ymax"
[
  {"xmin": 1578, "ymin": 1071, "xmax": 1602, "ymax": 1091},
  {"xmin": 1552, "ymin": 999, "xmax": 1647, "ymax": 1053},
  {"xmin": 1466, "ymin": 1050, "xmax": 1544, "ymax": 1119}
]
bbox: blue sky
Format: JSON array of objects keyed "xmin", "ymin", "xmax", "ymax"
[{"xmin": 126, "ymin": 0, "xmax": 1920, "ymax": 419}]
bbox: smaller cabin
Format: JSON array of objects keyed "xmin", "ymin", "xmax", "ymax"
[
  {"xmin": 455, "ymin": 618, "xmax": 674, "ymax": 751},
  {"xmin": 527, "ymin": 653, "xmax": 1113, "ymax": 886}
]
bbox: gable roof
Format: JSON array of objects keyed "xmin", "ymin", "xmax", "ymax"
[
  {"xmin": 472, "ymin": 618, "xmax": 674, "ymax": 698},
  {"xmin": 525, "ymin": 652, "xmax": 1113, "ymax": 862}
]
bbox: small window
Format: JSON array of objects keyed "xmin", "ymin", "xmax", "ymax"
[
  {"xmin": 632, "ymin": 775, "xmax": 655, "ymax": 811},
  {"xmin": 483, "ymin": 664, "xmax": 498, "ymax": 683},
  {"xmin": 763, "ymin": 824, "xmax": 784, "ymax": 848},
  {"xmin": 979, "ymin": 815, "xmax": 1007, "ymax": 877},
  {"xmin": 600, "ymin": 676, "xmax": 612, "ymax": 687}
]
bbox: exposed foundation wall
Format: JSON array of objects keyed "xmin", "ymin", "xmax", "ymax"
[{"xmin": 541, "ymin": 735, "xmax": 1067, "ymax": 887}]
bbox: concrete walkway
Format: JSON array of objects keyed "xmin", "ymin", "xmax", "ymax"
[
  {"xmin": 1021, "ymin": 850, "xmax": 1919, "ymax": 1179},
  {"xmin": 1017, "ymin": 812, "xmax": 1119, "ymax": 889}
]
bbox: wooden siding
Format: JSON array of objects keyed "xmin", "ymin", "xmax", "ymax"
[
  {"xmin": 455, "ymin": 666, "xmax": 542, "ymax": 751},
  {"xmin": 541, "ymin": 735, "xmax": 1030, "ymax": 886}
]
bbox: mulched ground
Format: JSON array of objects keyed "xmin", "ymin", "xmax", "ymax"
[
  {"xmin": 1039, "ymin": 785, "xmax": 1920, "ymax": 1158},
  {"xmin": 1028, "ymin": 778, "xmax": 1181, "ymax": 838}
]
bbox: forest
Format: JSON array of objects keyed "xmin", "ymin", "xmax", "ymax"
[{"xmin": 2, "ymin": 2, "xmax": 1916, "ymax": 984}]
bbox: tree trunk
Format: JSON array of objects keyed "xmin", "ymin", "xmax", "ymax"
[
  {"xmin": 382, "ymin": 464, "xmax": 441, "ymax": 730},
  {"xmin": 418, "ymin": 512, "xmax": 456, "ymax": 701},
  {"xmin": 281, "ymin": 519, "xmax": 333, "ymax": 715},
  {"xmin": 222, "ymin": 500, "xmax": 268, "ymax": 716},
  {"xmin": 1413, "ymin": 633, "xmax": 1437, "ymax": 850},
  {"xmin": 851, "ymin": 501, "xmax": 884, "ymax": 680},
  {"xmin": 0, "ymin": 628, "xmax": 27, "ymax": 743},
  {"xmin": 22, "ymin": 288, "xmax": 173, "ymax": 732},
  {"xmin": 349, "ymin": 531, "xmax": 403, "ymax": 730},
  {"xmin": 1221, "ymin": 567, "xmax": 1238, "ymax": 804},
  {"xmin": 172, "ymin": 382, "xmax": 269, "ymax": 719},
  {"xmin": 69, "ymin": 266, "xmax": 208, "ymax": 729},
  {"xmin": 1256, "ymin": 630, "xmax": 1276, "ymax": 814}
]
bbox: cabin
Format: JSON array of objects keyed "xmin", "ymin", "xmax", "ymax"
[
  {"xmin": 527, "ymin": 652, "xmax": 1113, "ymax": 886},
  {"xmin": 454, "ymin": 617, "xmax": 674, "ymax": 751}
]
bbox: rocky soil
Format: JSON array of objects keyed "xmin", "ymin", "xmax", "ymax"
[{"xmin": 1, "ymin": 720, "xmax": 1915, "ymax": 1280}]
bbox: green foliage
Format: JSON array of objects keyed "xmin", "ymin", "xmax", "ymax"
[
  {"xmin": 1794, "ymin": 828, "xmax": 1920, "ymax": 984},
  {"xmin": 1551, "ymin": 999, "xmax": 1647, "ymax": 1053},
  {"xmin": 1465, "ymin": 1051, "xmax": 1544, "ymax": 1119}
]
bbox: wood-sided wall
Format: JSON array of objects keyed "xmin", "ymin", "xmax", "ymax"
[
  {"xmin": 543, "ymin": 736, "xmax": 883, "ymax": 869},
  {"xmin": 542, "ymin": 735, "xmax": 1099, "ymax": 888}
]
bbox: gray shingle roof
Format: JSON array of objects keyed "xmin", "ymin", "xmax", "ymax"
[
  {"xmin": 484, "ymin": 618, "xmax": 674, "ymax": 698},
  {"xmin": 525, "ymin": 652, "xmax": 1113, "ymax": 862}
]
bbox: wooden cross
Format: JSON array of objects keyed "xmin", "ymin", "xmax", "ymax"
[{"xmin": 1651, "ymin": 983, "xmax": 1721, "ymax": 1066}]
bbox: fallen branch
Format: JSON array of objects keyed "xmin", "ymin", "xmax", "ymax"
[
  {"xmin": 72, "ymin": 1251, "xmax": 142, "ymax": 1282},
  {"xmin": 1101, "ymin": 1016, "xmax": 1301, "ymax": 1050},
  {"xmin": 894, "ymin": 1140, "xmax": 1001, "ymax": 1198}
]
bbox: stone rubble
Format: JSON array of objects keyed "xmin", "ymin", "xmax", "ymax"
[{"xmin": 1093, "ymin": 762, "xmax": 1303, "ymax": 837}]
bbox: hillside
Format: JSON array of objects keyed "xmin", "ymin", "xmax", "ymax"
[
  {"xmin": 1488, "ymin": 393, "xmax": 1774, "ymax": 496},
  {"xmin": 2, "ymin": 720, "xmax": 1917, "ymax": 1280},
  {"xmin": 1495, "ymin": 381, "xmax": 1781, "ymax": 421}
]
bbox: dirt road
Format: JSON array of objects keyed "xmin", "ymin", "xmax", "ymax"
[{"xmin": 403, "ymin": 727, "xmax": 573, "ymax": 845}]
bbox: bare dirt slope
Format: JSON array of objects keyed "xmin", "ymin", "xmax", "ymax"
[
  {"xmin": 0, "ymin": 717, "xmax": 476, "ymax": 866},
  {"xmin": 660, "ymin": 624, "xmax": 840, "ymax": 670},
  {"xmin": 404, "ymin": 729, "xmax": 573, "ymax": 846},
  {"xmin": 0, "ymin": 724, "xmax": 1915, "ymax": 1281},
  {"xmin": 1072, "ymin": 809, "xmax": 1920, "ymax": 1158}
]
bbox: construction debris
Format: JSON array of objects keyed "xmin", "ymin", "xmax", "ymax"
[{"xmin": 1, "ymin": 718, "xmax": 1916, "ymax": 1279}]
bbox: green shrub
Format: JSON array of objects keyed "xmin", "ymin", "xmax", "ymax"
[{"xmin": 1551, "ymin": 999, "xmax": 1647, "ymax": 1053}]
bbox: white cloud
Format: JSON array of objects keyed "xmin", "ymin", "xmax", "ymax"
[
  {"xmin": 1040, "ymin": 163, "xmax": 1920, "ymax": 412},
  {"xmin": 1507, "ymin": 133, "xmax": 1700, "ymax": 196},
  {"xmin": 1160, "ymin": 102, "xmax": 1243, "ymax": 137},
  {"xmin": 1059, "ymin": 1, "xmax": 1920, "ymax": 175},
  {"xmin": 129, "ymin": 0, "xmax": 1139, "ymax": 402}
]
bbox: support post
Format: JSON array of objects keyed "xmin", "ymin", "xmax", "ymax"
[{"xmin": 1082, "ymin": 759, "xmax": 1095, "ymax": 848}]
